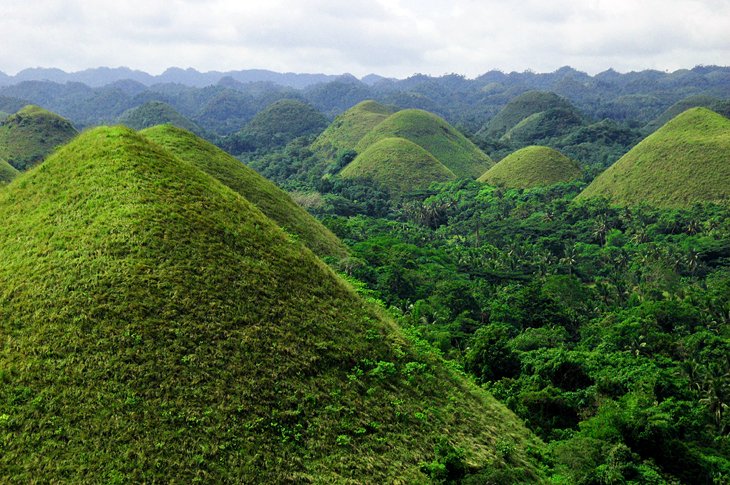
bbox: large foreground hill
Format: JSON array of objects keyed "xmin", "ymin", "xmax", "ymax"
[{"xmin": 0, "ymin": 126, "xmax": 544, "ymax": 482}]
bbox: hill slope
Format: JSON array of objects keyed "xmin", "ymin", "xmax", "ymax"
[
  {"xmin": 644, "ymin": 95, "xmax": 730, "ymax": 133},
  {"xmin": 501, "ymin": 107, "xmax": 584, "ymax": 145},
  {"xmin": 478, "ymin": 146, "xmax": 582, "ymax": 189},
  {"xmin": 310, "ymin": 100, "xmax": 396, "ymax": 158},
  {"xmin": 141, "ymin": 124, "xmax": 349, "ymax": 259},
  {"xmin": 0, "ymin": 159, "xmax": 18, "ymax": 183},
  {"xmin": 118, "ymin": 101, "xmax": 204, "ymax": 135},
  {"xmin": 0, "ymin": 126, "xmax": 544, "ymax": 482},
  {"xmin": 231, "ymin": 99, "xmax": 328, "ymax": 152},
  {"xmin": 578, "ymin": 107, "xmax": 730, "ymax": 207},
  {"xmin": 355, "ymin": 109, "xmax": 494, "ymax": 178},
  {"xmin": 0, "ymin": 104, "xmax": 78, "ymax": 170},
  {"xmin": 340, "ymin": 137, "xmax": 456, "ymax": 195},
  {"xmin": 481, "ymin": 91, "xmax": 577, "ymax": 139}
]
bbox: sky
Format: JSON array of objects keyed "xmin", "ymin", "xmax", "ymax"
[{"xmin": 1, "ymin": 0, "xmax": 728, "ymax": 78}]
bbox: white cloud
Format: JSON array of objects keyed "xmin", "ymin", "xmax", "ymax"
[{"xmin": 0, "ymin": 0, "xmax": 728, "ymax": 77}]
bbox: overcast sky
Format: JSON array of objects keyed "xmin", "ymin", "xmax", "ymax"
[{"xmin": 2, "ymin": 0, "xmax": 728, "ymax": 78}]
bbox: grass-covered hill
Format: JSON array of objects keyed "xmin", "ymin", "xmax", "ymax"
[
  {"xmin": 310, "ymin": 100, "xmax": 397, "ymax": 159},
  {"xmin": 226, "ymin": 99, "xmax": 328, "ymax": 153},
  {"xmin": 355, "ymin": 109, "xmax": 494, "ymax": 178},
  {"xmin": 118, "ymin": 101, "xmax": 205, "ymax": 136},
  {"xmin": 578, "ymin": 107, "xmax": 730, "ymax": 207},
  {"xmin": 480, "ymin": 91, "xmax": 578, "ymax": 139},
  {"xmin": 644, "ymin": 95, "xmax": 730, "ymax": 133},
  {"xmin": 0, "ymin": 104, "xmax": 78, "ymax": 170},
  {"xmin": 141, "ymin": 124, "xmax": 349, "ymax": 259},
  {"xmin": 340, "ymin": 137, "xmax": 456, "ymax": 195},
  {"xmin": 0, "ymin": 159, "xmax": 18, "ymax": 183},
  {"xmin": 500, "ymin": 107, "xmax": 585, "ymax": 145},
  {"xmin": 0, "ymin": 126, "xmax": 545, "ymax": 482},
  {"xmin": 478, "ymin": 145, "xmax": 582, "ymax": 189}
]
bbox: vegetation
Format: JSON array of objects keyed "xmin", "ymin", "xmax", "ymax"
[
  {"xmin": 579, "ymin": 107, "xmax": 730, "ymax": 208},
  {"xmin": 225, "ymin": 99, "xmax": 328, "ymax": 153},
  {"xmin": 141, "ymin": 124, "xmax": 349, "ymax": 259},
  {"xmin": 340, "ymin": 137, "xmax": 456, "ymax": 196},
  {"xmin": 0, "ymin": 159, "xmax": 18, "ymax": 184},
  {"xmin": 644, "ymin": 94, "xmax": 730, "ymax": 133},
  {"xmin": 0, "ymin": 105, "xmax": 77, "ymax": 170},
  {"xmin": 501, "ymin": 107, "xmax": 584, "ymax": 145},
  {"xmin": 355, "ymin": 109, "xmax": 494, "ymax": 178},
  {"xmin": 310, "ymin": 99, "xmax": 396, "ymax": 159},
  {"xmin": 479, "ymin": 91, "xmax": 578, "ymax": 139},
  {"xmin": 118, "ymin": 101, "xmax": 205, "ymax": 136},
  {"xmin": 0, "ymin": 126, "xmax": 546, "ymax": 482},
  {"xmin": 478, "ymin": 146, "xmax": 582, "ymax": 189}
]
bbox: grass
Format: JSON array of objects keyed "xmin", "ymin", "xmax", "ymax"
[
  {"xmin": 340, "ymin": 137, "xmax": 456, "ymax": 196},
  {"xmin": 0, "ymin": 159, "xmax": 18, "ymax": 184},
  {"xmin": 140, "ymin": 124, "xmax": 349, "ymax": 259},
  {"xmin": 0, "ymin": 105, "xmax": 78, "ymax": 171},
  {"xmin": 237, "ymin": 99, "xmax": 328, "ymax": 150},
  {"xmin": 577, "ymin": 107, "xmax": 730, "ymax": 208},
  {"xmin": 355, "ymin": 109, "xmax": 494, "ymax": 178},
  {"xmin": 501, "ymin": 107, "xmax": 584, "ymax": 144},
  {"xmin": 644, "ymin": 95, "xmax": 730, "ymax": 133},
  {"xmin": 479, "ymin": 145, "xmax": 582, "ymax": 189},
  {"xmin": 118, "ymin": 101, "xmax": 205, "ymax": 136},
  {"xmin": 0, "ymin": 126, "xmax": 546, "ymax": 482},
  {"xmin": 480, "ymin": 91, "xmax": 577, "ymax": 139},
  {"xmin": 310, "ymin": 100, "xmax": 396, "ymax": 158}
]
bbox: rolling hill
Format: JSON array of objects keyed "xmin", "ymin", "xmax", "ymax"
[
  {"xmin": 0, "ymin": 159, "xmax": 18, "ymax": 183},
  {"xmin": 480, "ymin": 91, "xmax": 578, "ymax": 139},
  {"xmin": 140, "ymin": 124, "xmax": 349, "ymax": 259},
  {"xmin": 340, "ymin": 137, "xmax": 456, "ymax": 195},
  {"xmin": 501, "ymin": 107, "xmax": 585, "ymax": 145},
  {"xmin": 310, "ymin": 100, "xmax": 396, "ymax": 159},
  {"xmin": 228, "ymin": 99, "xmax": 328, "ymax": 152},
  {"xmin": 577, "ymin": 107, "xmax": 730, "ymax": 207},
  {"xmin": 355, "ymin": 109, "xmax": 494, "ymax": 178},
  {"xmin": 644, "ymin": 95, "xmax": 730, "ymax": 133},
  {"xmin": 118, "ymin": 101, "xmax": 205, "ymax": 135},
  {"xmin": 478, "ymin": 145, "xmax": 583, "ymax": 189},
  {"xmin": 0, "ymin": 126, "xmax": 545, "ymax": 482},
  {"xmin": 0, "ymin": 104, "xmax": 78, "ymax": 170}
]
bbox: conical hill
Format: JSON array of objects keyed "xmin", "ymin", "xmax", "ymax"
[
  {"xmin": 478, "ymin": 146, "xmax": 582, "ymax": 189},
  {"xmin": 577, "ymin": 107, "xmax": 730, "ymax": 208},
  {"xmin": 0, "ymin": 126, "xmax": 544, "ymax": 482},
  {"xmin": 0, "ymin": 104, "xmax": 78, "ymax": 170},
  {"xmin": 0, "ymin": 159, "xmax": 18, "ymax": 183},
  {"xmin": 340, "ymin": 137, "xmax": 456, "ymax": 195},
  {"xmin": 141, "ymin": 124, "xmax": 348, "ymax": 259},
  {"xmin": 480, "ymin": 91, "xmax": 576, "ymax": 139},
  {"xmin": 355, "ymin": 109, "xmax": 494, "ymax": 178},
  {"xmin": 118, "ymin": 101, "xmax": 205, "ymax": 135},
  {"xmin": 311, "ymin": 99, "xmax": 396, "ymax": 158}
]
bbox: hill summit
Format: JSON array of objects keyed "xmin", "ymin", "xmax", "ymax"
[
  {"xmin": 0, "ymin": 104, "xmax": 78, "ymax": 170},
  {"xmin": 340, "ymin": 137, "xmax": 456, "ymax": 195},
  {"xmin": 480, "ymin": 91, "xmax": 577, "ymax": 139},
  {"xmin": 0, "ymin": 126, "xmax": 544, "ymax": 482},
  {"xmin": 0, "ymin": 159, "xmax": 18, "ymax": 183},
  {"xmin": 578, "ymin": 107, "xmax": 730, "ymax": 208},
  {"xmin": 118, "ymin": 101, "xmax": 205, "ymax": 136},
  {"xmin": 355, "ymin": 109, "xmax": 494, "ymax": 178},
  {"xmin": 479, "ymin": 145, "xmax": 583, "ymax": 189}
]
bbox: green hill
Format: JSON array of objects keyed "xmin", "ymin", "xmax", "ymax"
[
  {"xmin": 0, "ymin": 159, "xmax": 18, "ymax": 183},
  {"xmin": 118, "ymin": 101, "xmax": 205, "ymax": 135},
  {"xmin": 340, "ymin": 137, "xmax": 456, "ymax": 195},
  {"xmin": 578, "ymin": 107, "xmax": 730, "ymax": 207},
  {"xmin": 355, "ymin": 109, "xmax": 494, "ymax": 178},
  {"xmin": 478, "ymin": 145, "xmax": 582, "ymax": 189},
  {"xmin": 501, "ymin": 107, "xmax": 584, "ymax": 145},
  {"xmin": 0, "ymin": 126, "xmax": 544, "ymax": 482},
  {"xmin": 644, "ymin": 95, "xmax": 730, "ymax": 133},
  {"xmin": 0, "ymin": 105, "xmax": 78, "ymax": 170},
  {"xmin": 141, "ymin": 124, "xmax": 349, "ymax": 259},
  {"xmin": 481, "ymin": 91, "xmax": 577, "ymax": 139},
  {"xmin": 230, "ymin": 99, "xmax": 328, "ymax": 152},
  {"xmin": 310, "ymin": 100, "xmax": 397, "ymax": 159}
]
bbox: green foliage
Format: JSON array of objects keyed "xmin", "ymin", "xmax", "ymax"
[
  {"xmin": 478, "ymin": 146, "xmax": 582, "ymax": 189},
  {"xmin": 480, "ymin": 91, "xmax": 579, "ymax": 139},
  {"xmin": 501, "ymin": 107, "xmax": 584, "ymax": 145},
  {"xmin": 0, "ymin": 158, "xmax": 18, "ymax": 184},
  {"xmin": 0, "ymin": 126, "xmax": 546, "ymax": 482},
  {"xmin": 355, "ymin": 109, "xmax": 494, "ymax": 178},
  {"xmin": 340, "ymin": 137, "xmax": 456, "ymax": 196},
  {"xmin": 118, "ymin": 101, "xmax": 205, "ymax": 135},
  {"xmin": 644, "ymin": 94, "xmax": 730, "ymax": 133},
  {"xmin": 578, "ymin": 107, "xmax": 730, "ymax": 208},
  {"xmin": 0, "ymin": 104, "xmax": 78, "ymax": 170},
  {"xmin": 140, "ymin": 124, "xmax": 349, "ymax": 259}
]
